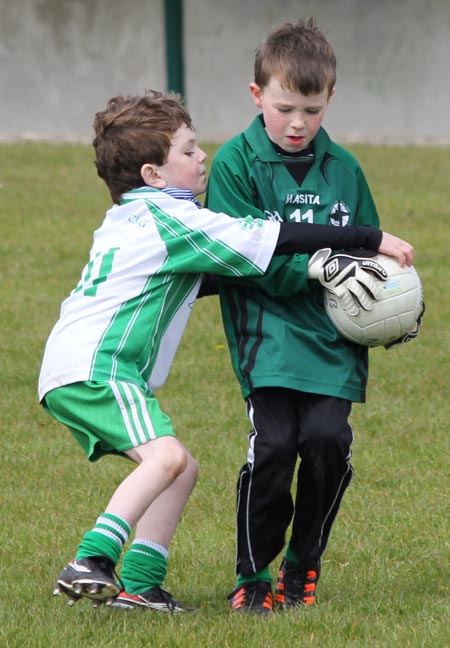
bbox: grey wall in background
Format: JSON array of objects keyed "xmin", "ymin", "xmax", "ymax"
[{"xmin": 1, "ymin": 0, "xmax": 449, "ymax": 144}]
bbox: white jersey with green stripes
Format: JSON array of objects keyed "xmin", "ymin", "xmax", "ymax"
[{"xmin": 38, "ymin": 187, "xmax": 280, "ymax": 400}]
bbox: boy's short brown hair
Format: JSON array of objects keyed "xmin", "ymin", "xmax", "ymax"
[
  {"xmin": 93, "ymin": 90, "xmax": 192, "ymax": 204},
  {"xmin": 254, "ymin": 17, "xmax": 336, "ymax": 95}
]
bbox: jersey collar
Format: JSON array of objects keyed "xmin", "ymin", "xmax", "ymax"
[
  {"xmin": 243, "ymin": 114, "xmax": 331, "ymax": 162},
  {"xmin": 120, "ymin": 186, "xmax": 201, "ymax": 208}
]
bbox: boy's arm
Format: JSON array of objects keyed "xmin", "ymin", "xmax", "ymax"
[
  {"xmin": 206, "ymin": 150, "xmax": 382, "ymax": 297},
  {"xmin": 206, "ymin": 151, "xmax": 310, "ymax": 295}
]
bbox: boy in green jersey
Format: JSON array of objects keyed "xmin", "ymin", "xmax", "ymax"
[
  {"xmin": 206, "ymin": 19, "xmax": 417, "ymax": 614},
  {"xmin": 40, "ymin": 90, "xmax": 412, "ymax": 613}
]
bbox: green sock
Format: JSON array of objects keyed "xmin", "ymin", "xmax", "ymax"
[
  {"xmin": 236, "ymin": 566, "xmax": 271, "ymax": 587},
  {"xmin": 285, "ymin": 543, "xmax": 300, "ymax": 565},
  {"xmin": 121, "ymin": 540, "xmax": 168, "ymax": 594},
  {"xmin": 75, "ymin": 513, "xmax": 131, "ymax": 564}
]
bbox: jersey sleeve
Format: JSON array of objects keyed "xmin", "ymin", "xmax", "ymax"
[
  {"xmin": 145, "ymin": 194, "xmax": 280, "ymax": 277},
  {"xmin": 207, "ymin": 143, "xmax": 311, "ymax": 295}
]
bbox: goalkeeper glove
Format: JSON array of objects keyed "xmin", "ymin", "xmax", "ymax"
[{"xmin": 307, "ymin": 248, "xmax": 388, "ymax": 316}]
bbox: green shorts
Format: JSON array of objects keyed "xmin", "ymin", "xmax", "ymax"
[{"xmin": 43, "ymin": 380, "xmax": 175, "ymax": 461}]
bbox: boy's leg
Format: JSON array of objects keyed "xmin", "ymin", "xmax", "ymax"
[
  {"xmin": 55, "ymin": 436, "xmax": 189, "ymax": 605},
  {"xmin": 229, "ymin": 388, "xmax": 300, "ymax": 614},
  {"xmin": 114, "ymin": 450, "xmax": 198, "ymax": 612},
  {"xmin": 276, "ymin": 394, "xmax": 353, "ymax": 608},
  {"xmin": 106, "ymin": 435, "xmax": 189, "ymax": 527},
  {"xmin": 290, "ymin": 394, "xmax": 353, "ymax": 565},
  {"xmin": 131, "ymin": 450, "xmax": 198, "ymax": 545},
  {"xmin": 236, "ymin": 387, "xmax": 300, "ymax": 577},
  {"xmin": 47, "ymin": 381, "xmax": 190, "ymax": 606}
]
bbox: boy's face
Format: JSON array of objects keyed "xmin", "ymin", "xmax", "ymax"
[
  {"xmin": 250, "ymin": 77, "xmax": 333, "ymax": 152},
  {"xmin": 145, "ymin": 123, "xmax": 207, "ymax": 196}
]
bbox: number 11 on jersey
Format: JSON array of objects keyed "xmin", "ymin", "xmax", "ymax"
[
  {"xmin": 73, "ymin": 247, "xmax": 120, "ymax": 297},
  {"xmin": 289, "ymin": 208, "xmax": 314, "ymax": 223}
]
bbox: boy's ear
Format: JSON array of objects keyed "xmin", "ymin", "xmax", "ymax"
[
  {"xmin": 249, "ymin": 82, "xmax": 263, "ymax": 108},
  {"xmin": 141, "ymin": 163, "xmax": 166, "ymax": 189}
]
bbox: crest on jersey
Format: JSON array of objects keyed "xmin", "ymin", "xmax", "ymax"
[{"xmin": 329, "ymin": 201, "xmax": 350, "ymax": 227}]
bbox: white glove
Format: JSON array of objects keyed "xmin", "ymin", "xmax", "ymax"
[{"xmin": 308, "ymin": 248, "xmax": 388, "ymax": 316}]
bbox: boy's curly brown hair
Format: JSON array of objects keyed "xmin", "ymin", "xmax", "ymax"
[{"xmin": 93, "ymin": 90, "xmax": 192, "ymax": 204}]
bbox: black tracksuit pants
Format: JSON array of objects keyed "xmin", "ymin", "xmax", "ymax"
[{"xmin": 236, "ymin": 387, "xmax": 354, "ymax": 576}]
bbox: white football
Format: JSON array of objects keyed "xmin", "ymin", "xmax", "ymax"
[{"xmin": 324, "ymin": 254, "xmax": 423, "ymax": 347}]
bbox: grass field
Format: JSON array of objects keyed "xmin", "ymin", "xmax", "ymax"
[{"xmin": 1, "ymin": 141, "xmax": 449, "ymax": 648}]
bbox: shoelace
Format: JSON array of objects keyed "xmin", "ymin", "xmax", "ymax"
[
  {"xmin": 286, "ymin": 567, "xmax": 318, "ymax": 590},
  {"xmin": 92, "ymin": 556, "xmax": 124, "ymax": 592},
  {"xmin": 154, "ymin": 586, "xmax": 178, "ymax": 610},
  {"xmin": 241, "ymin": 581, "xmax": 272, "ymax": 604}
]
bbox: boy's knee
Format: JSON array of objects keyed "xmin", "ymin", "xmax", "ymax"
[
  {"xmin": 301, "ymin": 422, "xmax": 352, "ymax": 456},
  {"xmin": 168, "ymin": 442, "xmax": 189, "ymax": 477},
  {"xmin": 137, "ymin": 437, "xmax": 189, "ymax": 478},
  {"xmin": 258, "ymin": 435, "xmax": 297, "ymax": 468}
]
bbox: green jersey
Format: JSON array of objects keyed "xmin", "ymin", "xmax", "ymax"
[{"xmin": 206, "ymin": 116, "xmax": 380, "ymax": 402}]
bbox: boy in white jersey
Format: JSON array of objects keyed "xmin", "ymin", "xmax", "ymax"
[{"xmin": 39, "ymin": 90, "xmax": 414, "ymax": 612}]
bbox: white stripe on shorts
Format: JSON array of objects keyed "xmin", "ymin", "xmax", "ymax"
[
  {"xmin": 123, "ymin": 381, "xmax": 156, "ymax": 443},
  {"xmin": 109, "ymin": 381, "xmax": 139, "ymax": 446},
  {"xmin": 108, "ymin": 380, "xmax": 156, "ymax": 447}
]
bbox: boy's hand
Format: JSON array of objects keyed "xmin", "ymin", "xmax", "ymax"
[
  {"xmin": 378, "ymin": 232, "xmax": 415, "ymax": 267},
  {"xmin": 308, "ymin": 248, "xmax": 388, "ymax": 316}
]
